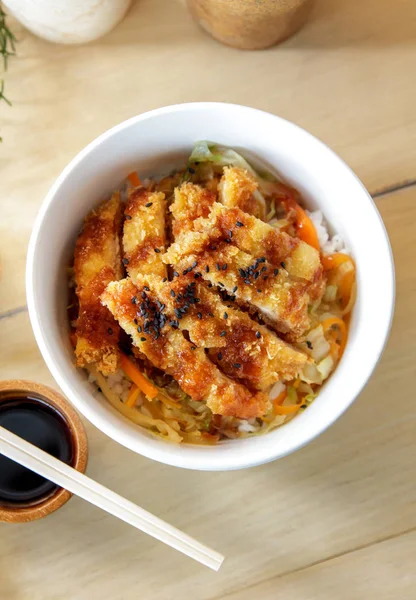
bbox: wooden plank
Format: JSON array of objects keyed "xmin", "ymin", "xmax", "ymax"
[
  {"xmin": 1, "ymin": 0, "xmax": 416, "ymax": 312},
  {"xmin": 0, "ymin": 186, "xmax": 415, "ymax": 598},
  {"xmin": 218, "ymin": 530, "xmax": 416, "ymax": 600}
]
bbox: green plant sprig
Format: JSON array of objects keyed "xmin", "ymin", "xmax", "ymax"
[{"xmin": 0, "ymin": 5, "xmax": 16, "ymax": 140}]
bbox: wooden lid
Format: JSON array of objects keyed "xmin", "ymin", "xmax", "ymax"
[{"xmin": 0, "ymin": 380, "xmax": 88, "ymax": 523}]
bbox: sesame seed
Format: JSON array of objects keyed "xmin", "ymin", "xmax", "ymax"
[
  {"xmin": 191, "ymin": 260, "xmax": 198, "ymax": 269},
  {"xmin": 145, "ymin": 202, "xmax": 153, "ymax": 207},
  {"xmin": 263, "ymin": 275, "xmax": 268, "ymax": 281},
  {"xmin": 170, "ymin": 320, "xmax": 179, "ymax": 328},
  {"xmin": 220, "ymin": 330, "xmax": 227, "ymax": 337},
  {"xmin": 229, "ymin": 230, "xmax": 233, "ymax": 238},
  {"xmin": 218, "ymin": 282, "xmax": 224, "ymax": 287},
  {"xmin": 222, "ymin": 264, "xmax": 227, "ymax": 271},
  {"xmin": 189, "ymin": 167, "xmax": 196, "ymax": 174},
  {"xmin": 197, "ymin": 312, "xmax": 202, "ymax": 319},
  {"xmin": 170, "ymin": 290, "xmax": 176, "ymax": 297},
  {"xmin": 244, "ymin": 279, "xmax": 251, "ymax": 284},
  {"xmin": 224, "ymin": 238, "xmax": 231, "ymax": 244},
  {"xmin": 300, "ymin": 404, "xmax": 307, "ymax": 409},
  {"xmin": 137, "ymin": 326, "xmax": 142, "ymax": 333},
  {"xmin": 306, "ymin": 340, "xmax": 313, "ymax": 349},
  {"xmin": 209, "ymin": 245, "xmax": 217, "ymax": 251},
  {"xmin": 141, "ymin": 291, "xmax": 147, "ymax": 299},
  {"xmin": 144, "ymin": 286, "xmax": 150, "ymax": 291},
  {"xmin": 134, "ymin": 318, "xmax": 138, "ymax": 324},
  {"xmin": 232, "ymin": 285, "xmax": 238, "ymax": 293},
  {"xmin": 194, "ymin": 273, "xmax": 201, "ymax": 279},
  {"xmin": 140, "ymin": 337, "xmax": 146, "ymax": 342},
  {"xmin": 257, "ymin": 289, "xmax": 262, "ymax": 293},
  {"xmin": 123, "ymin": 258, "xmax": 130, "ymax": 265},
  {"xmin": 125, "ymin": 214, "xmax": 132, "ymax": 220},
  {"xmin": 280, "ymin": 261, "xmax": 286, "ymax": 268},
  {"xmin": 233, "ymin": 363, "xmax": 241, "ymax": 369},
  {"xmin": 154, "ymin": 248, "xmax": 161, "ymax": 253},
  {"xmin": 223, "ymin": 312, "xmax": 228, "ymax": 319},
  {"xmin": 254, "ymin": 272, "xmax": 260, "ymax": 280},
  {"xmin": 274, "ymin": 268, "xmax": 279, "ymax": 276},
  {"xmin": 216, "ymin": 263, "xmax": 221, "ymax": 271},
  {"xmin": 209, "ymin": 312, "xmax": 214, "ymax": 317},
  {"xmin": 208, "ymin": 283, "xmax": 213, "ymax": 288},
  {"xmin": 205, "ymin": 265, "xmax": 210, "ymax": 273},
  {"xmin": 107, "ymin": 327, "xmax": 113, "ymax": 335},
  {"xmin": 238, "ymin": 268, "xmax": 246, "ymax": 277},
  {"xmin": 261, "ymin": 266, "xmax": 267, "ymax": 273},
  {"xmin": 217, "ymin": 352, "xmax": 223, "ymax": 360},
  {"xmin": 131, "ymin": 296, "xmax": 137, "ymax": 304},
  {"xmin": 173, "ymin": 271, "xmax": 179, "ymax": 278},
  {"xmin": 236, "ymin": 221, "xmax": 244, "ymax": 227},
  {"xmin": 162, "ymin": 277, "xmax": 168, "ymax": 282},
  {"xmin": 258, "ymin": 257, "xmax": 266, "ymax": 263},
  {"xmin": 256, "ymin": 331, "xmax": 261, "ymax": 339}
]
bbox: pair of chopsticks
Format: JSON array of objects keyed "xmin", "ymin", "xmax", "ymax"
[{"xmin": 0, "ymin": 426, "xmax": 224, "ymax": 571}]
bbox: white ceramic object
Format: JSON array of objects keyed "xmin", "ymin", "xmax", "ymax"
[
  {"xmin": 26, "ymin": 103, "xmax": 395, "ymax": 471},
  {"xmin": 3, "ymin": 0, "xmax": 131, "ymax": 44}
]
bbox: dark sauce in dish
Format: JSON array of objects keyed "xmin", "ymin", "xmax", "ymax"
[{"xmin": 0, "ymin": 396, "xmax": 74, "ymax": 507}]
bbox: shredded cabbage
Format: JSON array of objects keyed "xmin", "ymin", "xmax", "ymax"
[{"xmin": 317, "ymin": 355, "xmax": 334, "ymax": 381}]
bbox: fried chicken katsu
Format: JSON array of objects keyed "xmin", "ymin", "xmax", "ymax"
[
  {"xmin": 218, "ymin": 166, "xmax": 264, "ymax": 219},
  {"xmin": 170, "ymin": 182, "xmax": 216, "ymax": 238},
  {"xmin": 136, "ymin": 273, "xmax": 308, "ymax": 390},
  {"xmin": 74, "ymin": 193, "xmax": 123, "ymax": 375},
  {"xmin": 123, "ymin": 186, "xmax": 167, "ymax": 279},
  {"xmin": 70, "ymin": 142, "xmax": 356, "ymax": 444},
  {"xmin": 101, "ymin": 278, "xmax": 270, "ymax": 419}
]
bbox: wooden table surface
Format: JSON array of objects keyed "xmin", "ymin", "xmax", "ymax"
[{"xmin": 1, "ymin": 1, "xmax": 415, "ymax": 598}]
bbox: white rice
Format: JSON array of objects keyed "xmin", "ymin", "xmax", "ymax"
[{"xmin": 307, "ymin": 210, "xmax": 349, "ymax": 256}]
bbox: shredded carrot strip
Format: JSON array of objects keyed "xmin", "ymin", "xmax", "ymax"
[
  {"xmin": 127, "ymin": 171, "xmax": 141, "ymax": 187},
  {"xmin": 321, "ymin": 252, "xmax": 353, "ymax": 271},
  {"xmin": 120, "ymin": 354, "xmax": 158, "ymax": 399},
  {"xmin": 126, "ymin": 384, "xmax": 141, "ymax": 408},
  {"xmin": 322, "ymin": 317, "xmax": 348, "ymax": 357},
  {"xmin": 273, "ymin": 390, "xmax": 287, "ymax": 410},
  {"xmin": 274, "ymin": 403, "xmax": 301, "ymax": 415},
  {"xmin": 284, "ymin": 198, "xmax": 320, "ymax": 250},
  {"xmin": 338, "ymin": 268, "xmax": 355, "ymax": 308}
]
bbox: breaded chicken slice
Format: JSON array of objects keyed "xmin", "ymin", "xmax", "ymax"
[
  {"xmin": 74, "ymin": 193, "xmax": 123, "ymax": 375},
  {"xmin": 101, "ymin": 278, "xmax": 270, "ymax": 419},
  {"xmin": 140, "ymin": 274, "xmax": 308, "ymax": 390},
  {"xmin": 123, "ymin": 187, "xmax": 167, "ymax": 280},
  {"xmin": 170, "ymin": 182, "xmax": 216, "ymax": 238},
  {"xmin": 218, "ymin": 166, "xmax": 265, "ymax": 219},
  {"xmin": 179, "ymin": 202, "xmax": 325, "ymax": 299},
  {"xmin": 164, "ymin": 241, "xmax": 312, "ymax": 337}
]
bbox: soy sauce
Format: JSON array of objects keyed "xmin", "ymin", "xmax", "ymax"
[{"xmin": 0, "ymin": 395, "xmax": 74, "ymax": 507}]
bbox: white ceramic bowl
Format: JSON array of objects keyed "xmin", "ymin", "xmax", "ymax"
[{"xmin": 26, "ymin": 103, "xmax": 395, "ymax": 471}]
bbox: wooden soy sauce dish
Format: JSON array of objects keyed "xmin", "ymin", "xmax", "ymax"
[{"xmin": 0, "ymin": 380, "xmax": 88, "ymax": 523}]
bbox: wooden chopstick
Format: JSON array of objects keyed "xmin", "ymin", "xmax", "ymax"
[{"xmin": 0, "ymin": 426, "xmax": 224, "ymax": 571}]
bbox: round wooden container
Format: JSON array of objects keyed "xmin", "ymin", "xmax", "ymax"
[
  {"xmin": 187, "ymin": 0, "xmax": 314, "ymax": 50},
  {"xmin": 0, "ymin": 380, "xmax": 88, "ymax": 523}
]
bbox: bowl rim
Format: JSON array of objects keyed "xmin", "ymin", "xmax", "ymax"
[{"xmin": 26, "ymin": 102, "xmax": 395, "ymax": 470}]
